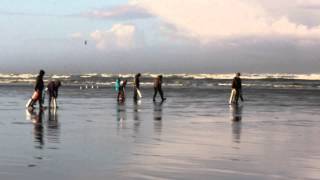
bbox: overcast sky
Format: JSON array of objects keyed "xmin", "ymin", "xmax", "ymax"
[{"xmin": 0, "ymin": 0, "xmax": 320, "ymax": 74}]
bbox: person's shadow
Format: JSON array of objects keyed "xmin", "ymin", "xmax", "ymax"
[{"xmin": 230, "ymin": 104, "xmax": 243, "ymax": 143}]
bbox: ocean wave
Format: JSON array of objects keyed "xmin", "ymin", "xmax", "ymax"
[
  {"xmin": 100, "ymin": 74, "xmax": 113, "ymax": 78},
  {"xmin": 218, "ymin": 83, "xmax": 231, "ymax": 86},
  {"xmin": 0, "ymin": 73, "xmax": 320, "ymax": 80},
  {"xmin": 0, "ymin": 73, "xmax": 36, "ymax": 79},
  {"xmin": 0, "ymin": 73, "xmax": 319, "ymax": 89},
  {"xmin": 51, "ymin": 75, "xmax": 71, "ymax": 79},
  {"xmin": 143, "ymin": 73, "xmax": 320, "ymax": 80},
  {"xmin": 273, "ymin": 85, "xmax": 304, "ymax": 88},
  {"xmin": 80, "ymin": 73, "xmax": 99, "ymax": 78}
]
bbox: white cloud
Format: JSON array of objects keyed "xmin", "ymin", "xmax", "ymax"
[
  {"xmin": 82, "ymin": 4, "xmax": 152, "ymax": 20},
  {"xmin": 90, "ymin": 24, "xmax": 140, "ymax": 50},
  {"xmin": 70, "ymin": 32, "xmax": 83, "ymax": 39},
  {"xmin": 297, "ymin": 0, "xmax": 320, "ymax": 9},
  {"xmin": 131, "ymin": 0, "xmax": 320, "ymax": 41}
]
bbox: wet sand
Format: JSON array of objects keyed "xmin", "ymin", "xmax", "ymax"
[{"xmin": 0, "ymin": 85, "xmax": 320, "ymax": 180}]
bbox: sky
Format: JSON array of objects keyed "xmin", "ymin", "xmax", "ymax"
[{"xmin": 0, "ymin": 0, "xmax": 320, "ymax": 74}]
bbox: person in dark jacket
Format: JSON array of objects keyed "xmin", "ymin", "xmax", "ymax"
[
  {"xmin": 47, "ymin": 80, "xmax": 61, "ymax": 109},
  {"xmin": 153, "ymin": 75, "xmax": 166, "ymax": 102},
  {"xmin": 28, "ymin": 70, "xmax": 45, "ymax": 109},
  {"xmin": 231, "ymin": 72, "xmax": 244, "ymax": 104},
  {"xmin": 133, "ymin": 73, "xmax": 141, "ymax": 101}
]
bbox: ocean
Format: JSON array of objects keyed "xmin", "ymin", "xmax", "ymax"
[{"xmin": 0, "ymin": 73, "xmax": 320, "ymax": 179}]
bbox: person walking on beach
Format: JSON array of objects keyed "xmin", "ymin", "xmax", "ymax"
[
  {"xmin": 118, "ymin": 80, "xmax": 127, "ymax": 102},
  {"xmin": 229, "ymin": 72, "xmax": 244, "ymax": 104},
  {"xmin": 133, "ymin": 73, "xmax": 142, "ymax": 101},
  {"xmin": 28, "ymin": 70, "xmax": 45, "ymax": 110},
  {"xmin": 47, "ymin": 80, "xmax": 61, "ymax": 109},
  {"xmin": 153, "ymin": 75, "xmax": 166, "ymax": 102}
]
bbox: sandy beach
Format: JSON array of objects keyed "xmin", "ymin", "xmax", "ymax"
[
  {"xmin": 3, "ymin": 0, "xmax": 320, "ymax": 178},
  {"xmin": 0, "ymin": 84, "xmax": 319, "ymax": 180}
]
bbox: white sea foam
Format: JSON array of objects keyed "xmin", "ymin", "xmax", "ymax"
[
  {"xmin": 166, "ymin": 83, "xmax": 184, "ymax": 87},
  {"xmin": 100, "ymin": 74, "xmax": 113, "ymax": 78},
  {"xmin": 51, "ymin": 75, "xmax": 70, "ymax": 79},
  {"xmin": 0, "ymin": 73, "xmax": 36, "ymax": 79},
  {"xmin": 142, "ymin": 73, "xmax": 320, "ymax": 80},
  {"xmin": 273, "ymin": 85, "xmax": 304, "ymax": 88},
  {"xmin": 117, "ymin": 74, "xmax": 135, "ymax": 78},
  {"xmin": 96, "ymin": 82, "xmax": 113, "ymax": 85},
  {"xmin": 80, "ymin": 73, "xmax": 99, "ymax": 78},
  {"xmin": 241, "ymin": 73, "xmax": 320, "ymax": 80},
  {"xmin": 218, "ymin": 83, "xmax": 232, "ymax": 86},
  {"xmin": 140, "ymin": 82, "xmax": 154, "ymax": 86}
]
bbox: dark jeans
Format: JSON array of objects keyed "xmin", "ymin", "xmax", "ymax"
[
  {"xmin": 153, "ymin": 87, "xmax": 164, "ymax": 101},
  {"xmin": 133, "ymin": 87, "xmax": 139, "ymax": 101},
  {"xmin": 235, "ymin": 89, "xmax": 244, "ymax": 103}
]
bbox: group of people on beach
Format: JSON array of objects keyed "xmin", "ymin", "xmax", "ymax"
[
  {"xmin": 115, "ymin": 73, "xmax": 166, "ymax": 103},
  {"xmin": 26, "ymin": 70, "xmax": 244, "ymax": 111},
  {"xmin": 26, "ymin": 70, "xmax": 61, "ymax": 111},
  {"xmin": 114, "ymin": 72, "xmax": 242, "ymax": 104}
]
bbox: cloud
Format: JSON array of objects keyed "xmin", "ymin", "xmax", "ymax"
[
  {"xmin": 297, "ymin": 0, "xmax": 320, "ymax": 9},
  {"xmin": 90, "ymin": 24, "xmax": 141, "ymax": 50},
  {"xmin": 70, "ymin": 32, "xmax": 83, "ymax": 39},
  {"xmin": 0, "ymin": 10, "xmax": 63, "ymax": 17},
  {"xmin": 131, "ymin": 0, "xmax": 320, "ymax": 41},
  {"xmin": 82, "ymin": 4, "xmax": 153, "ymax": 20}
]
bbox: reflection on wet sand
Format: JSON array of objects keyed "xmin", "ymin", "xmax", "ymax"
[
  {"xmin": 26, "ymin": 110, "xmax": 44, "ymax": 149},
  {"xmin": 116, "ymin": 102, "xmax": 127, "ymax": 129},
  {"xmin": 153, "ymin": 102, "xmax": 163, "ymax": 135},
  {"xmin": 47, "ymin": 108, "xmax": 60, "ymax": 143},
  {"xmin": 26, "ymin": 108, "xmax": 61, "ymax": 149},
  {"xmin": 133, "ymin": 101, "xmax": 141, "ymax": 134},
  {"xmin": 230, "ymin": 105, "xmax": 243, "ymax": 143}
]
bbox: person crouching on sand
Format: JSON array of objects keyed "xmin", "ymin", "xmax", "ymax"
[
  {"xmin": 47, "ymin": 80, "xmax": 61, "ymax": 109},
  {"xmin": 118, "ymin": 80, "xmax": 127, "ymax": 102},
  {"xmin": 27, "ymin": 70, "xmax": 45, "ymax": 110},
  {"xmin": 153, "ymin": 75, "xmax": 166, "ymax": 102},
  {"xmin": 230, "ymin": 72, "xmax": 244, "ymax": 104}
]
